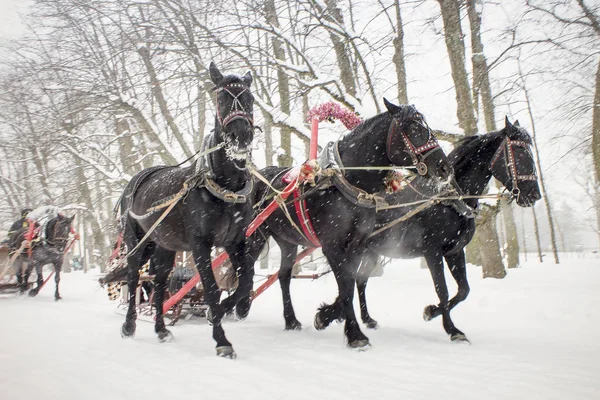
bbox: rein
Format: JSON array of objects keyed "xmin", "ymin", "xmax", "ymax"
[{"xmin": 367, "ymin": 192, "xmax": 509, "ymax": 239}]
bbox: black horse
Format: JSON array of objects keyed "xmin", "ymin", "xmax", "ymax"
[
  {"xmin": 117, "ymin": 62, "xmax": 255, "ymax": 358},
  {"xmin": 9, "ymin": 213, "xmax": 75, "ymax": 300},
  {"xmin": 355, "ymin": 117, "xmax": 541, "ymax": 342},
  {"xmin": 248, "ymin": 100, "xmax": 452, "ymax": 349}
]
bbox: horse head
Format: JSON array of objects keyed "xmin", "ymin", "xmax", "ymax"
[
  {"xmin": 47, "ymin": 214, "xmax": 75, "ymax": 250},
  {"xmin": 210, "ymin": 62, "xmax": 255, "ymax": 162},
  {"xmin": 489, "ymin": 117, "xmax": 541, "ymax": 207},
  {"xmin": 383, "ymin": 98, "xmax": 452, "ymax": 182}
]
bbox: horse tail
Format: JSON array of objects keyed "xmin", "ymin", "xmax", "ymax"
[{"xmin": 98, "ymin": 264, "xmax": 128, "ymax": 286}]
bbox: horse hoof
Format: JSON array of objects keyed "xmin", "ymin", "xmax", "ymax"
[
  {"xmin": 284, "ymin": 320, "xmax": 302, "ymax": 331},
  {"xmin": 348, "ymin": 339, "xmax": 371, "ymax": 350},
  {"xmin": 314, "ymin": 313, "xmax": 326, "ymax": 331},
  {"xmin": 365, "ymin": 320, "xmax": 379, "ymax": 330},
  {"xmin": 216, "ymin": 346, "xmax": 237, "ymax": 359},
  {"xmin": 28, "ymin": 289, "xmax": 38, "ymax": 297},
  {"xmin": 451, "ymin": 333, "xmax": 470, "ymax": 344},
  {"xmin": 235, "ymin": 298, "xmax": 252, "ymax": 321},
  {"xmin": 423, "ymin": 305, "xmax": 435, "ymax": 321},
  {"xmin": 55, "ymin": 296, "xmax": 62, "ymax": 301},
  {"xmin": 158, "ymin": 329, "xmax": 174, "ymax": 343},
  {"xmin": 121, "ymin": 322, "xmax": 136, "ymax": 338}
]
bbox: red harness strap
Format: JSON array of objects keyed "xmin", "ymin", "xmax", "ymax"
[{"xmin": 292, "ymin": 188, "xmax": 321, "ymax": 248}]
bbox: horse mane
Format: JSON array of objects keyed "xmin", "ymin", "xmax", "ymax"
[
  {"xmin": 450, "ymin": 123, "xmax": 533, "ymax": 170},
  {"xmin": 343, "ymin": 111, "xmax": 388, "ymax": 139},
  {"xmin": 341, "ymin": 104, "xmax": 423, "ymax": 142},
  {"xmin": 448, "ymin": 130, "xmax": 504, "ymax": 171}
]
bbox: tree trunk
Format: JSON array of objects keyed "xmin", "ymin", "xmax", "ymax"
[
  {"xmin": 437, "ymin": 0, "xmax": 477, "ymax": 135},
  {"xmin": 115, "ymin": 118, "xmax": 140, "ymax": 176},
  {"xmin": 594, "ymin": 178, "xmax": 600, "ymax": 249},
  {"xmin": 264, "ymin": 112, "xmax": 275, "ymax": 167},
  {"xmin": 438, "ymin": 0, "xmax": 505, "ymax": 276},
  {"xmin": 70, "ymin": 156, "xmax": 108, "ymax": 270},
  {"xmin": 323, "ymin": 0, "xmax": 357, "ymax": 98},
  {"xmin": 501, "ymin": 203, "xmax": 520, "ymax": 268},
  {"xmin": 467, "ymin": 0, "xmax": 520, "ymax": 268},
  {"xmin": 393, "ymin": 0, "xmax": 409, "ymax": 104},
  {"xmin": 266, "ymin": 0, "xmax": 293, "ymax": 167},
  {"xmin": 592, "ymin": 58, "xmax": 600, "ymax": 184},
  {"xmin": 137, "ymin": 46, "xmax": 193, "ymax": 159},
  {"xmin": 477, "ymin": 205, "xmax": 506, "ymax": 279},
  {"xmin": 532, "ymin": 206, "xmax": 544, "ymax": 263},
  {"xmin": 521, "ymin": 75, "xmax": 560, "ymax": 263},
  {"xmin": 520, "ymin": 207, "xmax": 528, "ymax": 261}
]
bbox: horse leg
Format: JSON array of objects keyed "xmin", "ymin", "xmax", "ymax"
[
  {"xmin": 121, "ymin": 243, "xmax": 153, "ymax": 338},
  {"xmin": 274, "ymin": 238, "xmax": 301, "ymax": 330},
  {"xmin": 54, "ymin": 259, "xmax": 63, "ymax": 301},
  {"xmin": 356, "ymin": 251, "xmax": 379, "ymax": 329},
  {"xmin": 444, "ymin": 251, "xmax": 470, "ymax": 342},
  {"xmin": 316, "ymin": 247, "xmax": 369, "ymax": 349},
  {"xmin": 223, "ymin": 239, "xmax": 255, "ymax": 321},
  {"xmin": 15, "ymin": 259, "xmax": 25, "ymax": 293},
  {"xmin": 193, "ymin": 238, "xmax": 236, "ymax": 358},
  {"xmin": 422, "ymin": 250, "xmax": 466, "ymax": 341},
  {"xmin": 28, "ymin": 262, "xmax": 43, "ymax": 297},
  {"xmin": 150, "ymin": 247, "xmax": 176, "ymax": 342}
]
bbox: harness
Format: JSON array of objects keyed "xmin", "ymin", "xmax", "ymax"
[
  {"xmin": 120, "ymin": 81, "xmax": 256, "ymax": 259},
  {"xmin": 258, "ymin": 113, "xmax": 444, "ymax": 247},
  {"xmin": 127, "ymin": 79, "xmax": 257, "ymax": 221},
  {"xmin": 369, "ymin": 134, "xmax": 537, "ymax": 238},
  {"xmin": 128, "ymin": 135, "xmax": 254, "ymax": 221}
]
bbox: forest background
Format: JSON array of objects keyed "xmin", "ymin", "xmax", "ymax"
[{"xmin": 0, "ymin": 0, "xmax": 597, "ymax": 278}]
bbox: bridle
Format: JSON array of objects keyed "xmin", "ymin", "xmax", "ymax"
[
  {"xmin": 47, "ymin": 216, "xmax": 73, "ymax": 250},
  {"xmin": 214, "ymin": 83, "xmax": 254, "ymax": 129},
  {"xmin": 386, "ymin": 114, "xmax": 441, "ymax": 176},
  {"xmin": 490, "ymin": 136, "xmax": 537, "ymax": 200}
]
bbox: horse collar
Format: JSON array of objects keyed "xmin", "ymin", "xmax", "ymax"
[{"xmin": 194, "ymin": 133, "xmax": 253, "ymax": 204}]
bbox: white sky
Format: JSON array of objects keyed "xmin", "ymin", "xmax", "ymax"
[{"xmin": 0, "ymin": 0, "xmax": 27, "ymax": 40}]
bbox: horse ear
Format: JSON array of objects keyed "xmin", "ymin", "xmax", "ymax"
[
  {"xmin": 209, "ymin": 62, "xmax": 223, "ymax": 85},
  {"xmin": 504, "ymin": 116, "xmax": 512, "ymax": 129},
  {"xmin": 383, "ymin": 98, "xmax": 400, "ymax": 114},
  {"xmin": 514, "ymin": 119, "xmax": 520, "ymax": 127},
  {"xmin": 243, "ymin": 70, "xmax": 252, "ymax": 86},
  {"xmin": 68, "ymin": 215, "xmax": 75, "ymax": 224}
]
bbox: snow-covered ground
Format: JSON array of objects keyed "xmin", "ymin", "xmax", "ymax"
[{"xmin": 1, "ymin": 254, "xmax": 598, "ymax": 400}]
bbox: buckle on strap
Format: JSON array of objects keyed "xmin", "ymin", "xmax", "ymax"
[{"xmin": 223, "ymin": 192, "xmax": 246, "ymax": 203}]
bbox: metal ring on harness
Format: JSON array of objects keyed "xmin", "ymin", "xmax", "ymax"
[{"xmin": 416, "ymin": 162, "xmax": 428, "ymax": 176}]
